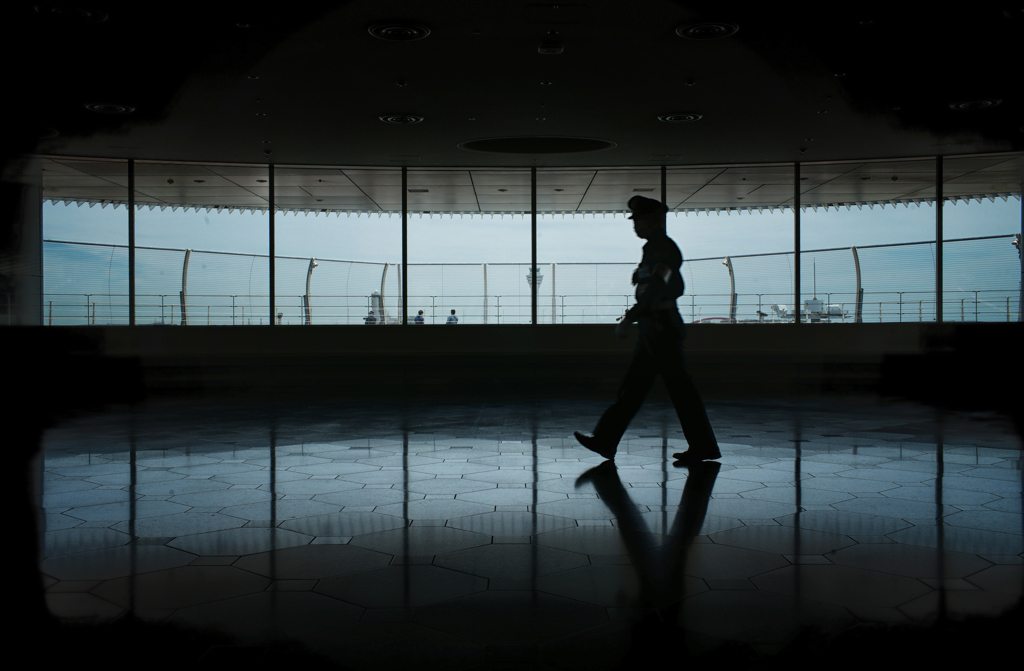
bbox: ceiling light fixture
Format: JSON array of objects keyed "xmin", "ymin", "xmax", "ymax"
[
  {"xmin": 34, "ymin": 5, "xmax": 108, "ymax": 24},
  {"xmin": 657, "ymin": 113, "xmax": 702, "ymax": 123},
  {"xmin": 408, "ymin": 189, "xmax": 428, "ymax": 193},
  {"xmin": 380, "ymin": 114, "xmax": 424, "ymax": 124},
  {"xmin": 633, "ymin": 188, "xmax": 654, "ymax": 192},
  {"xmin": 369, "ymin": 23, "xmax": 430, "ymax": 41},
  {"xmin": 949, "ymin": 100, "xmax": 1001, "ymax": 110},
  {"xmin": 458, "ymin": 137, "xmax": 616, "ymax": 154},
  {"xmin": 85, "ymin": 103, "xmax": 134, "ymax": 114},
  {"xmin": 675, "ymin": 22, "xmax": 738, "ymax": 39}
]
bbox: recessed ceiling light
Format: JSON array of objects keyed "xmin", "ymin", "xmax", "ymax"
[
  {"xmin": 85, "ymin": 103, "xmax": 134, "ymax": 114},
  {"xmin": 541, "ymin": 82, "xmax": 552, "ymax": 85},
  {"xmin": 658, "ymin": 113, "xmax": 702, "ymax": 123},
  {"xmin": 554, "ymin": 188, "xmax": 564, "ymax": 192},
  {"xmin": 369, "ymin": 23, "xmax": 430, "ymax": 41},
  {"xmin": 247, "ymin": 75, "xmax": 259, "ymax": 80},
  {"xmin": 256, "ymin": 179, "xmax": 267, "ymax": 183},
  {"xmin": 675, "ymin": 22, "xmax": 738, "ymax": 39},
  {"xmin": 408, "ymin": 189, "xmax": 429, "ymax": 193},
  {"xmin": 949, "ymin": 100, "xmax": 1001, "ymax": 110},
  {"xmin": 193, "ymin": 180, "xmax": 205, "ymax": 184},
  {"xmin": 498, "ymin": 189, "xmax": 508, "ymax": 192},
  {"xmin": 380, "ymin": 114, "xmax": 424, "ymax": 124},
  {"xmin": 633, "ymin": 188, "xmax": 654, "ymax": 192},
  {"xmin": 236, "ymin": 22, "xmax": 251, "ymax": 29},
  {"xmin": 536, "ymin": 117, "xmax": 546, "ymax": 121},
  {"xmin": 860, "ymin": 176, "xmax": 871, "ymax": 180}
]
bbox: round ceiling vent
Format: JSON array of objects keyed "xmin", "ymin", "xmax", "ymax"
[
  {"xmin": 658, "ymin": 113, "xmax": 702, "ymax": 123},
  {"xmin": 379, "ymin": 114, "xmax": 424, "ymax": 124},
  {"xmin": 458, "ymin": 137, "xmax": 616, "ymax": 154},
  {"xmin": 675, "ymin": 22, "xmax": 738, "ymax": 39},
  {"xmin": 85, "ymin": 103, "xmax": 135, "ymax": 114},
  {"xmin": 369, "ymin": 23, "xmax": 430, "ymax": 41},
  {"xmin": 949, "ymin": 100, "xmax": 1001, "ymax": 110}
]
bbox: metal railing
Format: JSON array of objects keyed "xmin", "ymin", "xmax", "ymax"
[
  {"xmin": 37, "ymin": 234, "xmax": 1021, "ymax": 325},
  {"xmin": 38, "ymin": 290, "xmax": 1020, "ymax": 325}
]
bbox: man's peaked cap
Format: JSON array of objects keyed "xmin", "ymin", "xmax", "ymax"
[{"xmin": 627, "ymin": 195, "xmax": 668, "ymax": 216}]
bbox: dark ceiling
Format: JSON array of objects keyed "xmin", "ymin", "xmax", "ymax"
[{"xmin": 4, "ymin": 1, "xmax": 1023, "ymax": 171}]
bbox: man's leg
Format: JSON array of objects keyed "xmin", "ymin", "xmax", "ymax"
[
  {"xmin": 590, "ymin": 343, "xmax": 657, "ymax": 449},
  {"xmin": 660, "ymin": 341, "xmax": 719, "ymax": 458}
]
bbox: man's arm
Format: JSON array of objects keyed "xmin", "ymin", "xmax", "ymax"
[{"xmin": 623, "ymin": 262, "xmax": 673, "ymax": 323}]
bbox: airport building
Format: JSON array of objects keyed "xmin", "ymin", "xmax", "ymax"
[{"xmin": 3, "ymin": 3, "xmax": 1021, "ymax": 668}]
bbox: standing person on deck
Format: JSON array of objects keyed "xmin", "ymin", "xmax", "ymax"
[{"xmin": 574, "ymin": 196, "xmax": 719, "ymax": 464}]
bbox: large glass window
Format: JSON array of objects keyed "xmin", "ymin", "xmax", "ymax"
[
  {"xmin": 535, "ymin": 168, "xmax": 654, "ymax": 324},
  {"xmin": 42, "ymin": 158, "xmax": 128, "ymax": 325},
  {"xmin": 274, "ymin": 166, "xmax": 401, "ymax": 325},
  {"xmin": 406, "ymin": 169, "xmax": 531, "ymax": 324},
  {"xmin": 671, "ymin": 165, "xmax": 795, "ymax": 324},
  {"xmin": 132, "ymin": 162, "xmax": 270, "ymax": 325},
  {"xmin": 800, "ymin": 158, "xmax": 936, "ymax": 323},
  {"xmin": 38, "ymin": 153, "xmax": 1020, "ymax": 326},
  {"xmin": 536, "ymin": 165, "xmax": 797, "ymax": 324},
  {"xmin": 941, "ymin": 154, "xmax": 1022, "ymax": 322}
]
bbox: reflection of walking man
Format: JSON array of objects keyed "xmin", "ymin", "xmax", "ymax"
[
  {"xmin": 363, "ymin": 310, "xmax": 377, "ymax": 325},
  {"xmin": 446, "ymin": 309, "xmax": 458, "ymax": 325},
  {"xmin": 575, "ymin": 196, "xmax": 719, "ymax": 463},
  {"xmin": 414, "ymin": 310, "xmax": 425, "ymax": 325}
]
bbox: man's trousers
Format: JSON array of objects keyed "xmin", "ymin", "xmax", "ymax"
[{"xmin": 593, "ymin": 315, "xmax": 717, "ymax": 450}]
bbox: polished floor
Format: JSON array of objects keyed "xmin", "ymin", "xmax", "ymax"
[{"xmin": 39, "ymin": 396, "xmax": 1023, "ymax": 669}]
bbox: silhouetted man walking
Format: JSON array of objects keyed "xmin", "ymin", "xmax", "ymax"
[{"xmin": 575, "ymin": 196, "xmax": 719, "ymax": 463}]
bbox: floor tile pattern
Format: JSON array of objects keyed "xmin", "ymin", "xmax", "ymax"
[{"xmin": 39, "ymin": 397, "xmax": 1022, "ymax": 669}]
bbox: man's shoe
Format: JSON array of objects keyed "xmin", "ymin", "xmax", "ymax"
[
  {"xmin": 574, "ymin": 431, "xmax": 617, "ymax": 460},
  {"xmin": 671, "ymin": 445, "xmax": 721, "ymax": 462}
]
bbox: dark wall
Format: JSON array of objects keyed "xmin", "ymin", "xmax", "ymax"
[{"xmin": 7, "ymin": 322, "xmax": 1020, "ymax": 412}]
